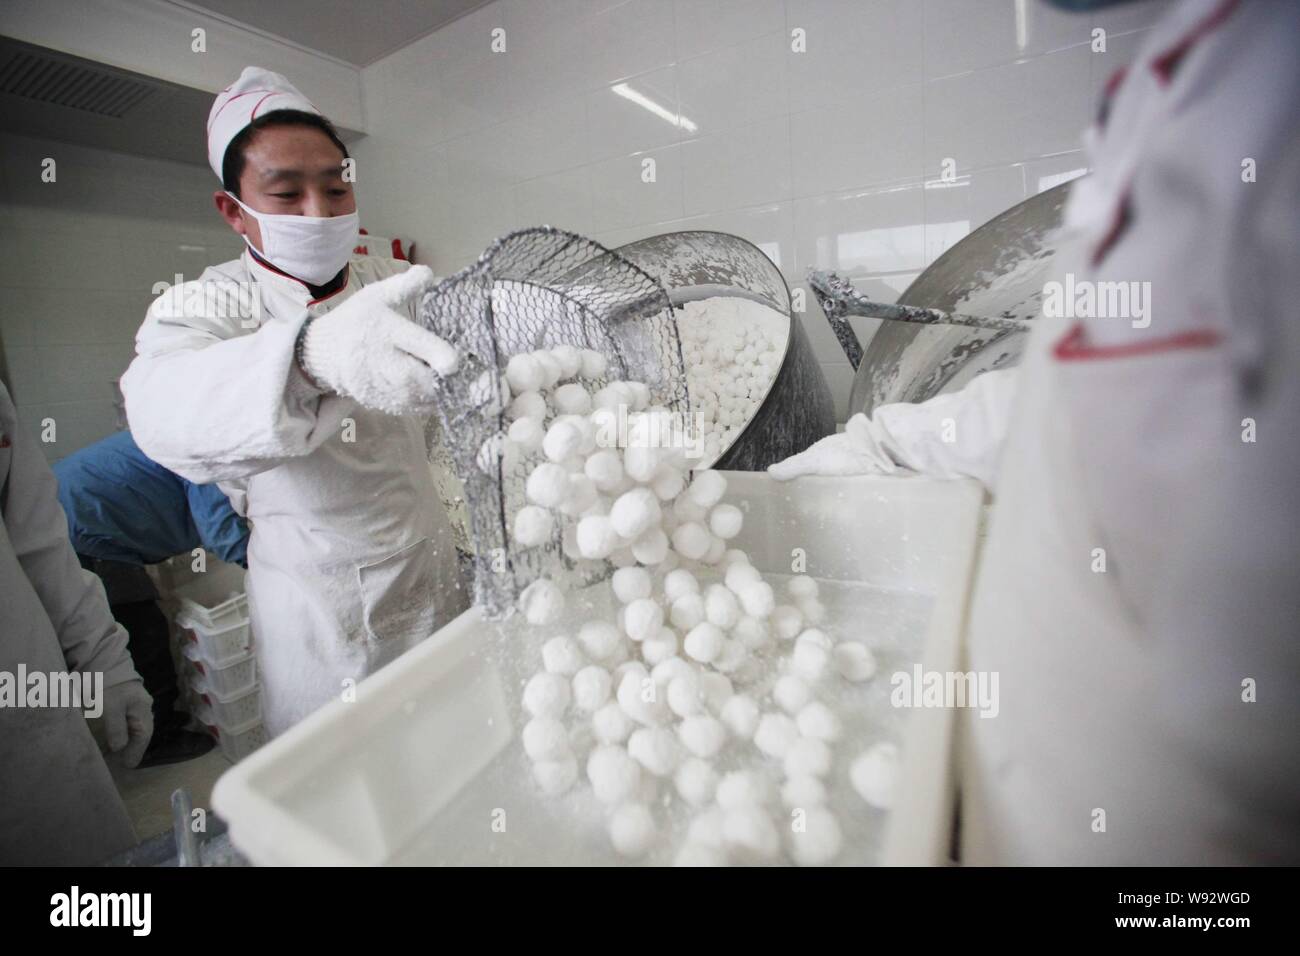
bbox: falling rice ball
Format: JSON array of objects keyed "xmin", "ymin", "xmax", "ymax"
[
  {"xmin": 671, "ymin": 522, "xmax": 711, "ymax": 561},
  {"xmin": 578, "ymin": 348, "xmax": 608, "ymax": 379},
  {"xmin": 611, "ymin": 566, "xmax": 653, "ymax": 604},
  {"xmin": 737, "ymin": 581, "xmax": 775, "ymax": 619},
  {"xmin": 834, "ymin": 642, "xmax": 878, "ymax": 682},
  {"xmin": 670, "ymin": 593, "xmax": 706, "ymax": 631},
  {"xmin": 572, "ymin": 665, "xmax": 613, "ymax": 713},
  {"xmin": 610, "ymin": 487, "xmax": 662, "ymax": 540},
  {"xmin": 720, "ymin": 693, "xmax": 760, "ymax": 739},
  {"xmin": 631, "ymin": 527, "xmax": 670, "ymax": 566},
  {"xmin": 509, "ymin": 390, "xmax": 547, "ymax": 422},
  {"xmin": 523, "ymin": 672, "xmax": 571, "ymax": 718},
  {"xmin": 576, "ymin": 514, "xmax": 622, "ymax": 559},
  {"xmin": 787, "ymin": 575, "xmax": 819, "ymax": 601},
  {"xmin": 796, "ymin": 701, "xmax": 843, "ymax": 742},
  {"xmin": 532, "ymin": 755, "xmax": 578, "ymax": 796},
  {"xmin": 623, "ymin": 597, "xmax": 664, "ymax": 642},
  {"xmin": 584, "ymin": 450, "xmax": 625, "ymax": 492},
  {"xmin": 851, "ymin": 742, "xmax": 900, "ymax": 810},
  {"xmin": 628, "ymin": 726, "xmax": 683, "ymax": 777},
  {"xmin": 770, "ymin": 605, "xmax": 804, "ymax": 641},
  {"xmin": 783, "ymin": 737, "xmax": 832, "ymax": 778},
  {"xmin": 507, "ymin": 416, "xmax": 544, "ymax": 451},
  {"xmin": 753, "ymin": 712, "xmax": 799, "ymax": 759},
  {"xmin": 592, "ymin": 701, "xmax": 633, "ymax": 744},
  {"xmin": 519, "ymin": 578, "xmax": 565, "ymax": 626},
  {"xmin": 505, "ymin": 353, "xmax": 545, "ymax": 394},
  {"xmin": 781, "ymin": 774, "xmax": 828, "ymax": 810},
  {"xmin": 513, "ymin": 505, "xmax": 554, "ymax": 547},
  {"xmin": 708, "ymin": 504, "xmax": 743, "ymax": 540},
  {"xmin": 683, "ymin": 622, "xmax": 725, "ymax": 664},
  {"xmin": 787, "ymin": 806, "xmax": 843, "ymax": 866},
  {"xmin": 522, "ymin": 717, "xmax": 570, "ymax": 762},
  {"xmin": 663, "ymin": 569, "xmax": 700, "ymax": 604},
  {"xmin": 526, "ymin": 462, "xmax": 570, "ymax": 508},
  {"xmin": 587, "ymin": 745, "xmax": 643, "ymax": 806},
  {"xmin": 577, "ymin": 621, "xmax": 621, "ymax": 661},
  {"xmin": 542, "ymin": 419, "xmax": 584, "ymax": 463},
  {"xmin": 773, "ymin": 674, "xmax": 812, "ymax": 714},
  {"xmin": 641, "ymin": 627, "xmax": 678, "ymax": 666},
  {"xmin": 541, "ymin": 636, "xmax": 585, "ymax": 676},
  {"xmin": 678, "ymin": 713, "xmax": 727, "ymax": 759},
  {"xmin": 674, "ymin": 757, "xmax": 719, "ymax": 808},
  {"xmin": 686, "ymin": 470, "xmax": 727, "ymax": 509},
  {"xmin": 553, "ymin": 382, "xmax": 592, "ymax": 415},
  {"xmin": 608, "ymin": 803, "xmax": 657, "ymax": 858},
  {"xmin": 704, "ymin": 584, "xmax": 741, "ymax": 630}
]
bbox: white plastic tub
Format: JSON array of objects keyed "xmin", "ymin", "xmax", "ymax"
[
  {"xmin": 213, "ymin": 473, "xmax": 984, "ymax": 866},
  {"xmin": 171, "ymin": 563, "xmax": 248, "ymax": 630},
  {"xmin": 190, "ymin": 675, "xmax": 261, "ymax": 727},
  {"xmin": 182, "ymin": 642, "xmax": 257, "ymax": 697},
  {"xmin": 194, "ymin": 701, "xmax": 268, "ymax": 763}
]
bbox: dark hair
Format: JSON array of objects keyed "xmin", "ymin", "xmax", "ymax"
[{"xmin": 221, "ymin": 109, "xmax": 350, "ymax": 198}]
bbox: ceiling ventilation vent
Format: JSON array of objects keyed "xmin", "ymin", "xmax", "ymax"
[{"xmin": 0, "ymin": 48, "xmax": 155, "ymax": 118}]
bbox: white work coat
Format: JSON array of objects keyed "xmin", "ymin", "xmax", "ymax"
[
  {"xmin": 0, "ymin": 382, "xmax": 142, "ymax": 864},
  {"xmin": 958, "ymin": 0, "xmax": 1300, "ymax": 863},
  {"xmin": 121, "ymin": 252, "xmax": 466, "ymax": 737}
]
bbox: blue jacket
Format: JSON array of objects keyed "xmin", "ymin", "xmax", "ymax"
[{"xmin": 53, "ymin": 431, "xmax": 249, "ymax": 567}]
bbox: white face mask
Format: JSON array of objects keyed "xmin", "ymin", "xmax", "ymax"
[{"xmin": 226, "ymin": 192, "xmax": 359, "ymax": 286}]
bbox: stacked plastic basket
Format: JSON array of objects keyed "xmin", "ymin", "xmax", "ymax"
[{"xmin": 169, "ymin": 570, "xmax": 267, "ymax": 762}]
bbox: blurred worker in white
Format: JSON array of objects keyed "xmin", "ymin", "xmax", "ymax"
[
  {"xmin": 772, "ymin": 0, "xmax": 1300, "ymax": 863},
  {"xmin": 122, "ymin": 67, "xmax": 465, "ymax": 737},
  {"xmin": 1, "ymin": 381, "xmax": 153, "ymax": 865}
]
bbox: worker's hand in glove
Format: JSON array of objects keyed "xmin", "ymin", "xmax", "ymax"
[
  {"xmin": 767, "ymin": 413, "xmax": 902, "ymax": 481},
  {"xmin": 96, "ymin": 679, "xmax": 154, "ymax": 769},
  {"xmin": 298, "ymin": 265, "xmax": 459, "ymax": 416}
]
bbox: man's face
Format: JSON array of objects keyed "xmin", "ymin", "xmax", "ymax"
[{"xmin": 214, "ymin": 124, "xmax": 355, "ymax": 254}]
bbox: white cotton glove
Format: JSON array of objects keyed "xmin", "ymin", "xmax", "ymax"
[
  {"xmin": 299, "ymin": 265, "xmax": 459, "ymax": 416},
  {"xmin": 767, "ymin": 413, "xmax": 901, "ymax": 481},
  {"xmin": 98, "ymin": 680, "xmax": 154, "ymax": 769}
]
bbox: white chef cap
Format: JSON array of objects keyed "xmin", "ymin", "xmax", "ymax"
[{"xmin": 206, "ymin": 66, "xmax": 321, "ymax": 180}]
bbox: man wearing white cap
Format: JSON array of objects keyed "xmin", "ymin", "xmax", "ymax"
[{"xmin": 121, "ymin": 67, "xmax": 467, "ymax": 737}]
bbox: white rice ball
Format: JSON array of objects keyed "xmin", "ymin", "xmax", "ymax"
[
  {"xmin": 771, "ymin": 605, "xmax": 804, "ymax": 641},
  {"xmin": 628, "ymin": 726, "xmax": 682, "ymax": 777},
  {"xmin": 532, "ymin": 755, "xmax": 578, "ymax": 795},
  {"xmin": 687, "ymin": 470, "xmax": 727, "ymax": 508},
  {"xmin": 623, "ymin": 444, "xmax": 660, "ymax": 483},
  {"xmin": 541, "ymin": 420, "xmax": 583, "ymax": 463},
  {"xmin": 791, "ymin": 641, "xmax": 831, "ymax": 683},
  {"xmin": 773, "ymin": 674, "xmax": 812, "ymax": 714},
  {"xmin": 523, "ymin": 671, "xmax": 571, "ymax": 718},
  {"xmin": 533, "ymin": 350, "xmax": 562, "ymax": 388},
  {"xmin": 678, "ymin": 713, "xmax": 727, "ymax": 759},
  {"xmin": 663, "ymin": 569, "xmax": 700, "ymax": 604},
  {"xmin": 796, "ymin": 701, "xmax": 843, "ymax": 742},
  {"xmin": 519, "ymin": 578, "xmax": 565, "ymax": 626},
  {"xmin": 797, "ymin": 598, "xmax": 827, "ymax": 625},
  {"xmin": 505, "ymin": 353, "xmax": 544, "ymax": 394},
  {"xmin": 722, "ymin": 549, "xmax": 750, "ymax": 567},
  {"xmin": 559, "ymin": 474, "xmax": 598, "ymax": 517},
  {"xmin": 572, "ymin": 665, "xmax": 612, "ymax": 713},
  {"xmin": 787, "ymin": 806, "xmax": 843, "ymax": 866},
  {"xmin": 700, "ymin": 672, "xmax": 734, "ymax": 713},
  {"xmin": 587, "ymin": 745, "xmax": 642, "ymax": 806},
  {"xmin": 851, "ymin": 742, "xmax": 899, "ymax": 809},
  {"xmin": 577, "ymin": 621, "xmax": 621, "ymax": 661},
  {"xmin": 553, "ymin": 382, "xmax": 591, "ymax": 415},
  {"xmin": 723, "ymin": 806, "xmax": 780, "ymax": 862},
  {"xmin": 513, "ymin": 505, "xmax": 554, "ymax": 547},
  {"xmin": 616, "ymin": 669, "xmax": 670, "ymax": 726},
  {"xmin": 608, "ymin": 803, "xmax": 657, "ymax": 858},
  {"xmin": 666, "ymin": 672, "xmax": 704, "ymax": 718},
  {"xmin": 754, "ymin": 712, "xmax": 799, "ymax": 758},
  {"xmin": 610, "ymin": 487, "xmax": 661, "ymax": 540},
  {"xmin": 720, "ymin": 693, "xmax": 760, "ymax": 739},
  {"xmin": 611, "ymin": 566, "xmax": 652, "ymax": 604},
  {"xmin": 672, "ymin": 495, "xmax": 708, "ymax": 524},
  {"xmin": 526, "ymin": 462, "xmax": 570, "ymax": 508},
  {"xmin": 576, "ymin": 514, "xmax": 621, "ymax": 559},
  {"xmin": 551, "ymin": 344, "xmax": 582, "ymax": 379},
  {"xmin": 509, "ymin": 390, "xmax": 547, "ymax": 422},
  {"xmin": 787, "ymin": 575, "xmax": 819, "ymax": 601},
  {"xmin": 687, "ymin": 806, "xmax": 727, "ymax": 848},
  {"xmin": 683, "ymin": 622, "xmax": 725, "ymax": 664},
  {"xmin": 671, "ymin": 522, "xmax": 711, "ymax": 561},
  {"xmin": 650, "ymin": 467, "xmax": 685, "ymax": 501},
  {"xmin": 631, "ymin": 527, "xmax": 669, "ymax": 566},
  {"xmin": 674, "ymin": 757, "xmax": 719, "ymax": 808},
  {"xmin": 507, "ymin": 416, "xmax": 544, "ymax": 451},
  {"xmin": 708, "ymin": 504, "xmax": 743, "ymax": 540},
  {"xmin": 732, "ymin": 615, "xmax": 771, "ymax": 650},
  {"xmin": 578, "ymin": 348, "xmax": 607, "ymax": 379},
  {"xmin": 724, "ymin": 562, "xmax": 763, "ymax": 594},
  {"xmin": 704, "ymin": 584, "xmax": 740, "ymax": 630},
  {"xmin": 592, "ymin": 701, "xmax": 633, "ymax": 744},
  {"xmin": 783, "ymin": 737, "xmax": 832, "ymax": 778},
  {"xmin": 641, "ymin": 626, "xmax": 678, "ymax": 665},
  {"xmin": 623, "ymin": 597, "xmax": 664, "ymax": 642},
  {"xmin": 541, "ymin": 636, "xmax": 585, "ymax": 676},
  {"xmin": 584, "ymin": 449, "xmax": 625, "ymax": 492},
  {"xmin": 670, "ymin": 593, "xmax": 706, "ymax": 631},
  {"xmin": 834, "ymin": 642, "xmax": 878, "ymax": 682},
  {"xmin": 716, "ymin": 770, "xmax": 770, "ymax": 810},
  {"xmin": 737, "ymin": 581, "xmax": 775, "ymax": 619},
  {"xmin": 522, "ymin": 717, "xmax": 569, "ymax": 762}
]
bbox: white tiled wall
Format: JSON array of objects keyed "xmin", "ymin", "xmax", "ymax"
[
  {"xmin": 355, "ymin": 0, "xmax": 1172, "ymax": 420},
  {"xmin": 0, "ymin": 134, "xmax": 243, "ymax": 461}
]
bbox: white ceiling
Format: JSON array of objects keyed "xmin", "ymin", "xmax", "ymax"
[{"xmin": 181, "ymin": 0, "xmax": 493, "ymax": 67}]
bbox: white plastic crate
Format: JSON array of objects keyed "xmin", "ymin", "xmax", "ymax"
[
  {"xmin": 175, "ymin": 614, "xmax": 251, "ymax": 667},
  {"xmin": 182, "ymin": 641, "xmax": 257, "ymax": 697},
  {"xmin": 194, "ymin": 701, "xmax": 268, "ymax": 763},
  {"xmin": 190, "ymin": 674, "xmax": 261, "ymax": 727},
  {"xmin": 171, "ymin": 563, "xmax": 248, "ymax": 630},
  {"xmin": 213, "ymin": 473, "xmax": 985, "ymax": 866}
]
